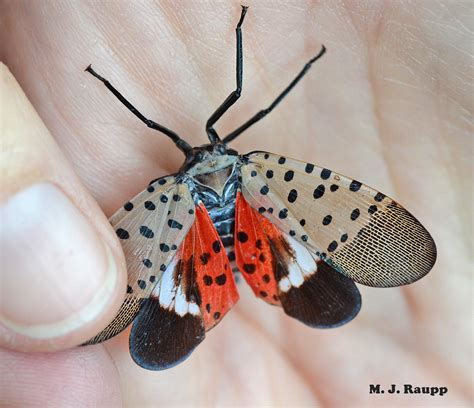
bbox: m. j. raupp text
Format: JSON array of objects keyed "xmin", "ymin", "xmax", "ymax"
[{"xmin": 369, "ymin": 384, "xmax": 448, "ymax": 396}]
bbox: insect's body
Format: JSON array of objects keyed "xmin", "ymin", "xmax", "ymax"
[
  {"xmin": 182, "ymin": 147, "xmax": 242, "ymax": 270},
  {"xmin": 85, "ymin": 6, "xmax": 436, "ymax": 371}
]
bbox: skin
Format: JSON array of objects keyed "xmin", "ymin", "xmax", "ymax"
[{"xmin": 0, "ymin": 1, "xmax": 472, "ymax": 406}]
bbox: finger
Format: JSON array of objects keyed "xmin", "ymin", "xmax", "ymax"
[
  {"xmin": 0, "ymin": 64, "xmax": 127, "ymax": 352},
  {"xmin": 0, "ymin": 347, "xmax": 122, "ymax": 406}
]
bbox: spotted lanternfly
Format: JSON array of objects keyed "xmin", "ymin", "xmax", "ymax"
[{"xmin": 84, "ymin": 6, "xmax": 436, "ymax": 370}]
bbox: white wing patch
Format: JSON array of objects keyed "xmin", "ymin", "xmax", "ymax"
[
  {"xmin": 152, "ymin": 256, "xmax": 201, "ymax": 317},
  {"xmin": 278, "ymin": 235, "xmax": 319, "ymax": 293}
]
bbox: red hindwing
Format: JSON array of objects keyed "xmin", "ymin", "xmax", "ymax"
[
  {"xmin": 234, "ymin": 192, "xmax": 280, "ymax": 305},
  {"xmin": 190, "ymin": 203, "xmax": 239, "ymax": 329}
]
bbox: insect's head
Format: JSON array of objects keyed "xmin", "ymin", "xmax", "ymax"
[{"xmin": 180, "ymin": 142, "xmax": 239, "ymax": 176}]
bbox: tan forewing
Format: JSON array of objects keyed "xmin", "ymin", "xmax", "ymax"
[
  {"xmin": 85, "ymin": 176, "xmax": 195, "ymax": 344},
  {"xmin": 241, "ymin": 151, "xmax": 436, "ymax": 287}
]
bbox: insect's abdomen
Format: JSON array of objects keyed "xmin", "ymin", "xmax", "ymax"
[
  {"xmin": 191, "ymin": 168, "xmax": 239, "ymax": 270},
  {"xmin": 207, "ymin": 201, "xmax": 236, "ymax": 267}
]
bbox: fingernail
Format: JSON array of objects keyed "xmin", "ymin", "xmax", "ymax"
[{"xmin": 0, "ymin": 183, "xmax": 117, "ymax": 339}]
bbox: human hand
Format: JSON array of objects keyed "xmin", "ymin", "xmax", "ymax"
[{"xmin": 1, "ymin": 1, "xmax": 471, "ymax": 406}]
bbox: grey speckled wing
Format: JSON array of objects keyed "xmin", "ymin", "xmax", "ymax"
[
  {"xmin": 240, "ymin": 151, "xmax": 437, "ymax": 287},
  {"xmin": 85, "ymin": 176, "xmax": 195, "ymax": 344}
]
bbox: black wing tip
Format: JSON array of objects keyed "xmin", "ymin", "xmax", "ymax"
[
  {"xmin": 305, "ymin": 287, "xmax": 361, "ymax": 329},
  {"xmin": 130, "ymin": 341, "xmax": 198, "ymax": 371},
  {"xmin": 280, "ymin": 262, "xmax": 362, "ymax": 329},
  {"xmin": 129, "ymin": 299, "xmax": 205, "ymax": 371}
]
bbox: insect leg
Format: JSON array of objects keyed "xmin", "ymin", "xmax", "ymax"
[
  {"xmin": 205, "ymin": 5, "xmax": 248, "ymax": 144},
  {"xmin": 223, "ymin": 45, "xmax": 326, "ymax": 144},
  {"xmin": 85, "ymin": 65, "xmax": 192, "ymax": 155}
]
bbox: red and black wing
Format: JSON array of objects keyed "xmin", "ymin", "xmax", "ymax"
[
  {"xmin": 129, "ymin": 203, "xmax": 239, "ymax": 369},
  {"xmin": 234, "ymin": 192, "xmax": 361, "ymax": 328}
]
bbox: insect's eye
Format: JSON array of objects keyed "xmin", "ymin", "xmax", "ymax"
[
  {"xmin": 195, "ymin": 151, "xmax": 204, "ymax": 161},
  {"xmin": 214, "ymin": 144, "xmax": 227, "ymax": 155}
]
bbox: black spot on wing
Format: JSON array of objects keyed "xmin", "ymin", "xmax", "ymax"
[
  {"xmin": 350, "ymin": 180, "xmax": 362, "ymax": 192},
  {"xmin": 215, "ymin": 274, "xmax": 227, "ymax": 285},
  {"xmin": 322, "ymin": 215, "xmax": 332, "ymax": 225},
  {"xmin": 168, "ymin": 219, "xmax": 183, "ymax": 230},
  {"xmin": 212, "ymin": 240, "xmax": 221, "ymax": 253},
  {"xmin": 278, "ymin": 208, "xmax": 288, "ymax": 219},
  {"xmin": 374, "ymin": 192, "xmax": 385, "ymax": 202},
  {"xmin": 279, "ymin": 261, "xmax": 361, "ymax": 328},
  {"xmin": 160, "ymin": 243, "xmax": 170, "ymax": 252},
  {"xmin": 237, "ymin": 231, "xmax": 248, "ymax": 243},
  {"xmin": 116, "ymin": 228, "xmax": 129, "ymax": 240},
  {"xmin": 368, "ymin": 205, "xmax": 378, "ymax": 214},
  {"xmin": 144, "ymin": 201, "xmax": 156, "ymax": 210},
  {"xmin": 350, "ymin": 208, "xmax": 360, "ymax": 221},
  {"xmin": 284, "ymin": 170, "xmax": 294, "ymax": 182},
  {"xmin": 313, "ymin": 184, "xmax": 325, "ymax": 199},
  {"xmin": 320, "ymin": 168, "xmax": 331, "ymax": 180},
  {"xmin": 129, "ymin": 299, "xmax": 205, "ymax": 370},
  {"xmin": 140, "ymin": 226, "xmax": 154, "ymax": 239},
  {"xmin": 200, "ymin": 253, "xmax": 210, "ymax": 265},
  {"xmin": 287, "ymin": 189, "xmax": 298, "ymax": 203},
  {"xmin": 328, "ymin": 241, "xmax": 338, "ymax": 252},
  {"xmin": 305, "ymin": 163, "xmax": 314, "ymax": 174},
  {"xmin": 243, "ymin": 263, "xmax": 256, "ymax": 273}
]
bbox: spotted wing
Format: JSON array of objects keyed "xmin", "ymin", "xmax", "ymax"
[
  {"xmin": 85, "ymin": 176, "xmax": 196, "ymax": 344},
  {"xmin": 234, "ymin": 192, "xmax": 361, "ymax": 327},
  {"xmin": 130, "ymin": 203, "xmax": 239, "ymax": 370},
  {"xmin": 240, "ymin": 152, "xmax": 437, "ymax": 288}
]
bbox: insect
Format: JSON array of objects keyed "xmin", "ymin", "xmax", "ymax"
[{"xmin": 84, "ymin": 6, "xmax": 436, "ymax": 370}]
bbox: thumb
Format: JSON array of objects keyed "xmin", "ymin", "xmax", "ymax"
[{"xmin": 0, "ymin": 64, "xmax": 127, "ymax": 352}]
